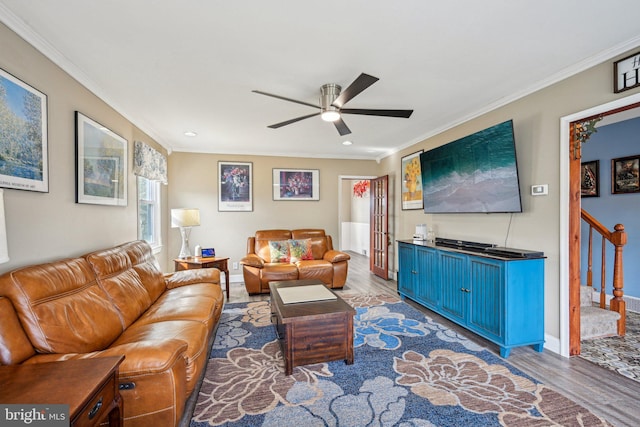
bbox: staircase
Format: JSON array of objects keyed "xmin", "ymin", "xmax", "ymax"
[
  {"xmin": 580, "ymin": 285, "xmax": 621, "ymax": 340},
  {"xmin": 580, "ymin": 209, "xmax": 627, "ymax": 340}
]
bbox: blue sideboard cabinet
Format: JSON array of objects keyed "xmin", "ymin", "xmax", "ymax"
[{"xmin": 397, "ymin": 240, "xmax": 545, "ymax": 358}]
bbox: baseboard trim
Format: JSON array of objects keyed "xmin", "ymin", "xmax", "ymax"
[
  {"xmin": 544, "ymin": 334, "xmax": 561, "ymax": 355},
  {"xmin": 230, "ymin": 273, "xmax": 243, "ymax": 283}
]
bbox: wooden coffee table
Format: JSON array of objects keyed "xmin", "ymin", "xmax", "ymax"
[{"xmin": 270, "ymin": 279, "xmax": 355, "ymax": 375}]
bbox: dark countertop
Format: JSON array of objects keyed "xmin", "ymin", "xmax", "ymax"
[{"xmin": 397, "ymin": 239, "xmax": 546, "ymax": 261}]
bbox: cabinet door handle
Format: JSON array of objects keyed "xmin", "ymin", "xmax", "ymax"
[
  {"xmin": 411, "ymin": 270, "xmax": 418, "ymax": 274},
  {"xmin": 88, "ymin": 397, "xmax": 103, "ymax": 420},
  {"xmin": 460, "ymin": 288, "xmax": 471, "ymax": 293}
]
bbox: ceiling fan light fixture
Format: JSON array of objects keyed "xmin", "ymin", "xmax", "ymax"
[
  {"xmin": 254, "ymin": 74, "xmax": 413, "ymax": 135},
  {"xmin": 320, "ymin": 83, "xmax": 341, "ymax": 122},
  {"xmin": 321, "ymin": 109, "xmax": 341, "ymax": 122}
]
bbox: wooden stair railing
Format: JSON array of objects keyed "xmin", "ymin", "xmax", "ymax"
[{"xmin": 581, "ymin": 209, "xmax": 627, "ymax": 336}]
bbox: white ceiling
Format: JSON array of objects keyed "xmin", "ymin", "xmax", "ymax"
[{"xmin": 2, "ymin": 1, "xmax": 640, "ymax": 161}]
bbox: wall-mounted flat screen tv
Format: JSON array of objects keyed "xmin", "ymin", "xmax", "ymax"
[{"xmin": 420, "ymin": 119, "xmax": 523, "ymax": 213}]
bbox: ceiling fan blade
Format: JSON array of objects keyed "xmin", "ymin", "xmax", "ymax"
[
  {"xmin": 267, "ymin": 112, "xmax": 320, "ymax": 129},
  {"xmin": 252, "ymin": 90, "xmax": 319, "ymax": 109},
  {"xmin": 333, "ymin": 117, "xmax": 352, "ymax": 136},
  {"xmin": 341, "ymin": 108, "xmax": 413, "ymax": 118},
  {"xmin": 332, "ymin": 73, "xmax": 379, "ymax": 108}
]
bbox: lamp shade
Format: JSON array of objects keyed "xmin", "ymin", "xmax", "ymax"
[{"xmin": 171, "ymin": 208, "xmax": 200, "ymax": 228}]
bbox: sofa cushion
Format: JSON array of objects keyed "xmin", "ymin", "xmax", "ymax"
[
  {"xmin": 0, "ymin": 258, "xmax": 124, "ymax": 354},
  {"xmin": 118, "ymin": 240, "xmax": 167, "ymax": 302},
  {"xmin": 289, "ymin": 238, "xmax": 313, "ymax": 262},
  {"xmin": 134, "ymin": 284, "xmax": 223, "ymax": 329},
  {"xmin": 291, "ymin": 229, "xmax": 329, "ymax": 259},
  {"xmin": 260, "ymin": 263, "xmax": 299, "ymax": 282},
  {"xmin": 254, "ymin": 230, "xmax": 292, "ymax": 261},
  {"xmin": 296, "ymin": 260, "xmax": 333, "ymax": 283},
  {"xmin": 269, "ymin": 240, "xmax": 290, "ymax": 263},
  {"xmin": 85, "ymin": 246, "xmax": 153, "ymax": 329}
]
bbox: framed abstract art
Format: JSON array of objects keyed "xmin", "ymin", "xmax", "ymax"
[
  {"xmin": 272, "ymin": 168, "xmax": 319, "ymax": 201},
  {"xmin": 218, "ymin": 161, "xmax": 253, "ymax": 211}
]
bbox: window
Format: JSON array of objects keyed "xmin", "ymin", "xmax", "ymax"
[{"xmin": 137, "ymin": 176, "xmax": 162, "ymax": 249}]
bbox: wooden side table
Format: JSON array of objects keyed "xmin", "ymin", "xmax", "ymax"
[
  {"xmin": 0, "ymin": 356, "xmax": 124, "ymax": 427},
  {"xmin": 174, "ymin": 256, "xmax": 230, "ymax": 300}
]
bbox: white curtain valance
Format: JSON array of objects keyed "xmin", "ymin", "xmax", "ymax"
[{"xmin": 133, "ymin": 141, "xmax": 168, "ymax": 184}]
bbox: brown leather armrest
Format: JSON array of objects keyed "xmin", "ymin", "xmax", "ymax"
[
  {"xmin": 164, "ymin": 268, "xmax": 220, "ymax": 289},
  {"xmin": 240, "ymin": 254, "xmax": 264, "ymax": 268},
  {"xmin": 22, "ymin": 339, "xmax": 189, "ymax": 373},
  {"xmin": 323, "ymin": 250, "xmax": 351, "ymax": 263}
]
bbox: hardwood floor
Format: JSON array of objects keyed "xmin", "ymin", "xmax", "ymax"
[{"xmin": 228, "ymin": 252, "xmax": 640, "ymax": 426}]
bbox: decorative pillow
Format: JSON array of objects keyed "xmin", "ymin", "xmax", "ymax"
[
  {"xmin": 268, "ymin": 240, "xmax": 290, "ymax": 263},
  {"xmin": 288, "ymin": 239, "xmax": 313, "ymax": 262}
]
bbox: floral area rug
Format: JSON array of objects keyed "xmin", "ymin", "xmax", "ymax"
[{"xmin": 191, "ymin": 293, "xmax": 612, "ymax": 426}]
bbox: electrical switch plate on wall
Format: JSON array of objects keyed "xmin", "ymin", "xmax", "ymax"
[{"xmin": 531, "ymin": 184, "xmax": 548, "ymax": 196}]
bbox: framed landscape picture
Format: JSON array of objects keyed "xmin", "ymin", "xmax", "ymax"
[
  {"xmin": 75, "ymin": 112, "xmax": 128, "ymax": 205},
  {"xmin": 611, "ymin": 155, "xmax": 640, "ymax": 194},
  {"xmin": 218, "ymin": 161, "xmax": 253, "ymax": 211},
  {"xmin": 401, "ymin": 150, "xmax": 423, "ymax": 210},
  {"xmin": 273, "ymin": 168, "xmax": 319, "ymax": 201},
  {"xmin": 0, "ymin": 68, "xmax": 48, "ymax": 192},
  {"xmin": 580, "ymin": 160, "xmax": 599, "ymax": 197}
]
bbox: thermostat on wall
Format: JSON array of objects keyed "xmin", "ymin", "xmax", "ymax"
[{"xmin": 531, "ymin": 184, "xmax": 548, "ymax": 196}]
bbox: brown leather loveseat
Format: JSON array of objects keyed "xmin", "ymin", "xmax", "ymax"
[
  {"xmin": 240, "ymin": 229, "xmax": 350, "ymax": 294},
  {"xmin": 0, "ymin": 240, "xmax": 223, "ymax": 427}
]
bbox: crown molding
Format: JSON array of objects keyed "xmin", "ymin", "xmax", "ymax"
[
  {"xmin": 0, "ymin": 5, "xmax": 169, "ymax": 151},
  {"xmin": 378, "ymin": 35, "xmax": 640, "ymax": 163}
]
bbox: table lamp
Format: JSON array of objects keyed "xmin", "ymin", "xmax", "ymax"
[{"xmin": 171, "ymin": 208, "xmax": 200, "ymax": 258}]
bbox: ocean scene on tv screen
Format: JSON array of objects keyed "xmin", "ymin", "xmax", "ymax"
[{"xmin": 421, "ymin": 120, "xmax": 522, "ymax": 213}]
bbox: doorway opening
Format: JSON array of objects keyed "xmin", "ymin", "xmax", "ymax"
[
  {"xmin": 560, "ymin": 92, "xmax": 640, "ymax": 358},
  {"xmin": 338, "ymin": 176, "xmax": 375, "ymax": 256}
]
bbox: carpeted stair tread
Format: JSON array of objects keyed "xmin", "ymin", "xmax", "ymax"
[
  {"xmin": 581, "ymin": 305, "xmax": 621, "ymax": 340},
  {"xmin": 580, "ymin": 285, "xmax": 595, "ymax": 307}
]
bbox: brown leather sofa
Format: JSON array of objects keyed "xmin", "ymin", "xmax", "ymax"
[
  {"xmin": 0, "ymin": 240, "xmax": 223, "ymax": 427},
  {"xmin": 240, "ymin": 229, "xmax": 350, "ymax": 294}
]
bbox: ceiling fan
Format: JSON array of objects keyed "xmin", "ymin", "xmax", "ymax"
[{"xmin": 252, "ymin": 73, "xmax": 413, "ymax": 136}]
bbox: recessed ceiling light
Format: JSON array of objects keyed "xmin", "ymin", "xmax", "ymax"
[
  {"xmin": 342, "ymin": 140, "xmax": 353, "ymax": 146},
  {"xmin": 184, "ymin": 131, "xmax": 198, "ymax": 137}
]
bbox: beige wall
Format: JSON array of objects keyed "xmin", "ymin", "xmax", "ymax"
[
  {"xmin": 379, "ymin": 48, "xmax": 640, "ymax": 347},
  {"xmin": 167, "ymin": 153, "xmax": 377, "ymax": 277},
  {"xmin": 4, "ymin": 16, "xmax": 640, "ymax": 353},
  {"xmin": 0, "ymin": 22, "xmax": 170, "ymax": 273}
]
